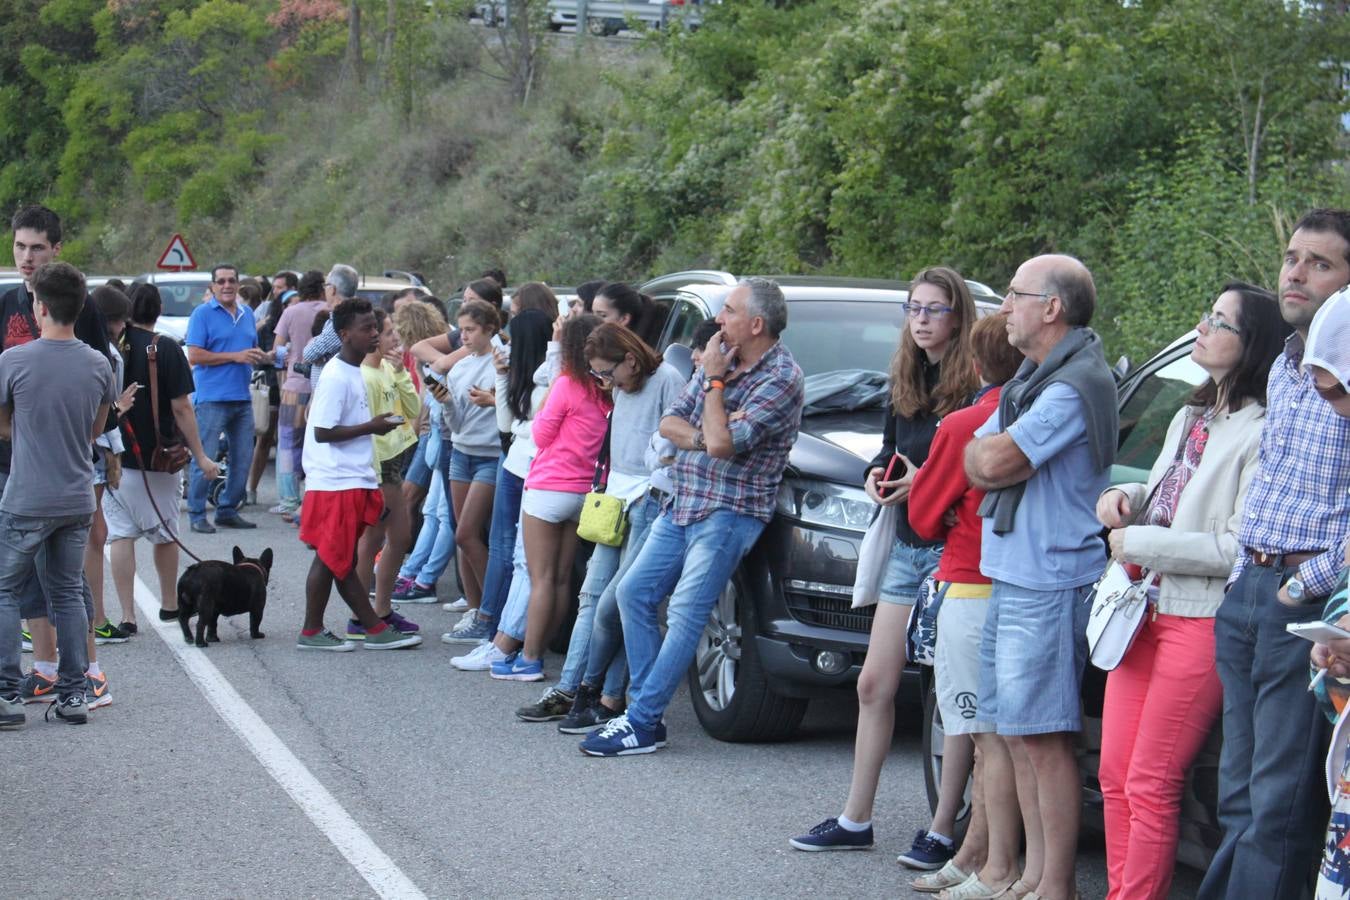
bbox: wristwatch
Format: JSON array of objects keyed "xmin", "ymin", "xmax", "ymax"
[
  {"xmin": 702, "ymin": 375, "xmax": 725, "ymax": 393},
  {"xmin": 1286, "ymin": 577, "xmax": 1306, "ymax": 603},
  {"xmin": 693, "ymin": 430, "xmax": 706, "ymax": 451}
]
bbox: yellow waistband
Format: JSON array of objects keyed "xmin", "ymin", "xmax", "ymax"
[{"xmin": 940, "ymin": 582, "xmax": 993, "ymax": 599}]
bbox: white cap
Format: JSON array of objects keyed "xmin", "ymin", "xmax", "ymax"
[{"xmin": 1305, "ymin": 286, "xmax": 1350, "ymax": 389}]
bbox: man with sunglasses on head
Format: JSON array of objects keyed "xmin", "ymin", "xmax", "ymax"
[
  {"xmin": 1197, "ymin": 208, "xmax": 1350, "ymax": 900},
  {"xmin": 184, "ymin": 263, "xmax": 270, "ymax": 533}
]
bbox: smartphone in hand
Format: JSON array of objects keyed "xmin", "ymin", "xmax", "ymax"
[{"xmin": 876, "ymin": 453, "xmax": 910, "ymax": 499}]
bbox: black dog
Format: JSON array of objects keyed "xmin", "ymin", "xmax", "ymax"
[{"xmin": 176, "ymin": 546, "xmax": 272, "ymax": 648}]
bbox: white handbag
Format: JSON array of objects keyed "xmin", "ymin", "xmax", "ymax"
[
  {"xmin": 1085, "ymin": 562, "xmax": 1153, "ymax": 671},
  {"xmin": 851, "ymin": 504, "xmax": 898, "ymax": 609}
]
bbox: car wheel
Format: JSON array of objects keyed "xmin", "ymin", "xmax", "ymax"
[
  {"xmin": 921, "ymin": 669, "xmax": 972, "ymax": 842},
  {"xmin": 686, "ymin": 570, "xmax": 808, "ymax": 742}
]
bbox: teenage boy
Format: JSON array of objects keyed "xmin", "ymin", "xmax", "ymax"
[
  {"xmin": 296, "ymin": 298, "xmax": 422, "ymax": 651},
  {"xmin": 0, "ymin": 262, "xmax": 116, "ymax": 728}
]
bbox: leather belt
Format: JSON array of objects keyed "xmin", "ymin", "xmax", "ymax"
[
  {"xmin": 1247, "ymin": 549, "xmax": 1319, "ymax": 568},
  {"xmin": 648, "ymin": 486, "xmax": 671, "ymax": 503}
]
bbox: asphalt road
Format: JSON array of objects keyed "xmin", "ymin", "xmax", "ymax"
[{"xmin": 6, "ymin": 474, "xmax": 1203, "ymax": 899}]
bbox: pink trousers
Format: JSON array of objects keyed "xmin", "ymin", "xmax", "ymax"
[{"xmin": 1100, "ymin": 612, "xmax": 1223, "ymax": 900}]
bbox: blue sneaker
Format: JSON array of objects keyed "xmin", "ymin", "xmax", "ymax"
[
  {"xmin": 489, "ymin": 654, "xmax": 544, "ymax": 682},
  {"xmin": 896, "ymin": 830, "xmax": 954, "ymax": 870},
  {"xmin": 579, "ymin": 713, "xmax": 659, "ymax": 757},
  {"xmin": 788, "ymin": 817, "xmax": 875, "ymax": 852},
  {"xmin": 489, "ymin": 651, "xmax": 518, "ymax": 677}
]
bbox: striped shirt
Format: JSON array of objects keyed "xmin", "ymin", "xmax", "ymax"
[
  {"xmin": 1234, "ymin": 333, "xmax": 1350, "ymax": 598},
  {"xmin": 666, "ymin": 341, "xmax": 804, "ymax": 525}
]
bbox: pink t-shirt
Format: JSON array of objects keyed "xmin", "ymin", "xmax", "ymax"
[{"xmin": 525, "ymin": 373, "xmax": 612, "ymax": 493}]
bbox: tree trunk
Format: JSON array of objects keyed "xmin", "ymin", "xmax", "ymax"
[
  {"xmin": 383, "ymin": 0, "xmax": 397, "ymax": 73},
  {"xmin": 345, "ymin": 0, "xmax": 364, "ymax": 86}
]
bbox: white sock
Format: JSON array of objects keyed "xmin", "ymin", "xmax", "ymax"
[
  {"xmin": 34, "ymin": 660, "xmax": 57, "ymax": 678},
  {"xmin": 837, "ymin": 814, "xmax": 870, "ymax": 832},
  {"xmin": 929, "ymin": 830, "xmax": 953, "ymax": 848},
  {"xmin": 86, "ymin": 662, "xmax": 102, "ymax": 678}
]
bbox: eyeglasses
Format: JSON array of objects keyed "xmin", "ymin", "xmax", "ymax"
[
  {"xmin": 1005, "ymin": 287, "xmax": 1052, "ymax": 304},
  {"xmin": 214, "ymin": 277, "xmax": 238, "ymax": 286},
  {"xmin": 1198, "ymin": 313, "xmax": 1241, "ymax": 337},
  {"xmin": 903, "ymin": 303, "xmax": 955, "ymax": 319},
  {"xmin": 589, "ymin": 363, "xmax": 618, "ymax": 382}
]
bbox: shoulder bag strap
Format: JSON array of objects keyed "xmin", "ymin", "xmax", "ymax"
[
  {"xmin": 592, "ymin": 411, "xmax": 613, "ymax": 493},
  {"xmin": 147, "ymin": 336, "xmax": 167, "ymax": 439}
]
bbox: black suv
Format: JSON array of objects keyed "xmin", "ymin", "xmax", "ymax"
[{"xmin": 638, "ymin": 271, "xmax": 1001, "ymax": 742}]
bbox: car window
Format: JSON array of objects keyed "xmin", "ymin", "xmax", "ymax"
[
  {"xmin": 156, "ymin": 282, "xmax": 208, "ymax": 318},
  {"xmin": 665, "ymin": 298, "xmax": 711, "ymax": 349},
  {"xmin": 1112, "ymin": 346, "xmax": 1205, "ymax": 485},
  {"xmin": 778, "ymin": 300, "xmax": 905, "ymax": 377}
]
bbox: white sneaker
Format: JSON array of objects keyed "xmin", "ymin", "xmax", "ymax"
[
  {"xmin": 442, "ymin": 597, "xmax": 469, "ymax": 612},
  {"xmin": 450, "ymin": 641, "xmax": 507, "ymax": 671}
]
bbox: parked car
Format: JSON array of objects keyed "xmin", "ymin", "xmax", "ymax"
[
  {"xmin": 919, "ymin": 327, "xmax": 1221, "ymax": 870},
  {"xmin": 635, "ymin": 270, "xmax": 1002, "ymax": 742}
]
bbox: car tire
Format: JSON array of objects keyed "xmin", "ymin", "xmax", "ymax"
[
  {"xmin": 921, "ymin": 669, "xmax": 972, "ymax": 843},
  {"xmin": 686, "ymin": 569, "xmax": 808, "ymax": 742}
]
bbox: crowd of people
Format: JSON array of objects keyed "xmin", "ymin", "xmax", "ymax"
[{"xmin": 5, "ymin": 200, "xmax": 1350, "ymax": 898}]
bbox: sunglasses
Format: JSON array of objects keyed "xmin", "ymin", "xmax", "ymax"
[
  {"xmin": 214, "ymin": 277, "xmax": 239, "ymax": 285},
  {"xmin": 589, "ymin": 363, "xmax": 619, "ymax": 382}
]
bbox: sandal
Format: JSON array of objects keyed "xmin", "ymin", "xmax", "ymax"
[
  {"xmin": 938, "ymin": 874, "xmax": 1010, "ymax": 900},
  {"xmin": 912, "ymin": 861, "xmax": 971, "ymax": 893},
  {"xmin": 1007, "ymin": 881, "xmax": 1034, "ymax": 899}
]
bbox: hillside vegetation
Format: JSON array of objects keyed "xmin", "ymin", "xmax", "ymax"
[{"xmin": 2, "ymin": 0, "xmax": 1347, "ymax": 361}]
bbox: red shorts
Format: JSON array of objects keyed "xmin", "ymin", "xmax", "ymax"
[{"xmin": 298, "ymin": 488, "xmax": 383, "ymax": 579}]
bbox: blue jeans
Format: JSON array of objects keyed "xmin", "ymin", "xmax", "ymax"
[
  {"xmin": 0, "ymin": 512, "xmax": 93, "ymax": 698},
  {"xmin": 399, "ymin": 452, "xmax": 456, "ymax": 586},
  {"xmin": 480, "ymin": 464, "xmax": 523, "ymax": 630},
  {"xmin": 1198, "ymin": 562, "xmax": 1329, "ymax": 900},
  {"xmin": 558, "ymin": 540, "xmax": 622, "ymax": 694},
  {"xmin": 618, "ymin": 508, "xmax": 766, "ymax": 731},
  {"xmin": 584, "ymin": 492, "xmax": 663, "ymax": 700},
  {"xmin": 188, "ymin": 399, "xmax": 254, "ymax": 522}
]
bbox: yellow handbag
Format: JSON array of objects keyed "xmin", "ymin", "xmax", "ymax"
[{"xmin": 576, "ymin": 413, "xmax": 628, "ymax": 547}]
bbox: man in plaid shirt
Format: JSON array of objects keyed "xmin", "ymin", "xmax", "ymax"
[
  {"xmin": 580, "ymin": 277, "xmax": 804, "ymax": 757},
  {"xmin": 1200, "ymin": 209, "xmax": 1350, "ymax": 900}
]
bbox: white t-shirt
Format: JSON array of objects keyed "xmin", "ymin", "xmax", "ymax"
[{"xmin": 302, "ymin": 357, "xmax": 377, "ymax": 491}]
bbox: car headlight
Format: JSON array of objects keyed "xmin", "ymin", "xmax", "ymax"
[{"xmin": 776, "ymin": 479, "xmax": 875, "ymax": 533}]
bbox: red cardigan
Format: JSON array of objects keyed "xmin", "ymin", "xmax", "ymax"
[{"xmin": 907, "ymin": 386, "xmax": 1001, "ymax": 585}]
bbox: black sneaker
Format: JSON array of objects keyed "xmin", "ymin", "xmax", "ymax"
[
  {"xmin": 559, "ymin": 689, "xmax": 624, "ymax": 734},
  {"xmin": 93, "ymin": 620, "xmax": 130, "ymax": 645},
  {"xmin": 46, "ymin": 693, "xmax": 88, "ymax": 725},
  {"xmin": 515, "ymin": 686, "xmax": 575, "ymax": 722},
  {"xmin": 158, "ymin": 608, "xmax": 179, "ymax": 622},
  {"xmin": 118, "ymin": 621, "xmax": 138, "ymax": 636}
]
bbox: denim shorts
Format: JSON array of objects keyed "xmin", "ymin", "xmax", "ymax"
[
  {"xmin": 403, "ymin": 432, "xmax": 434, "ymax": 490},
  {"xmin": 449, "ymin": 448, "xmax": 499, "ymax": 485},
  {"xmin": 877, "ymin": 540, "xmax": 943, "ymax": 605},
  {"xmin": 975, "ymin": 580, "xmax": 1093, "ymax": 735}
]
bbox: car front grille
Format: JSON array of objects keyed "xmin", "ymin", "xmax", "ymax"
[{"xmin": 783, "ymin": 586, "xmax": 875, "ymax": 634}]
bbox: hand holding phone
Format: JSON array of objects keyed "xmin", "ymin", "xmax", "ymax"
[{"xmin": 876, "ymin": 453, "xmax": 911, "ymax": 500}]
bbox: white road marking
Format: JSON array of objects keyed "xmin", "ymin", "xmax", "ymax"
[{"xmin": 131, "ymin": 572, "xmax": 427, "ymax": 900}]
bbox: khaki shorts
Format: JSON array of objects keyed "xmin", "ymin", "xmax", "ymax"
[
  {"xmin": 103, "ymin": 469, "xmax": 182, "ymax": 545},
  {"xmin": 934, "ymin": 584, "xmax": 994, "ymax": 736}
]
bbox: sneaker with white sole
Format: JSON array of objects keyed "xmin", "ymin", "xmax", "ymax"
[
  {"xmin": 296, "ymin": 629, "xmax": 355, "ymax": 652},
  {"xmin": 516, "ymin": 686, "xmax": 575, "ymax": 722},
  {"xmin": 489, "ymin": 654, "xmax": 543, "ymax": 682},
  {"xmin": 789, "ymin": 817, "xmax": 875, "ymax": 852},
  {"xmin": 85, "ymin": 671, "xmax": 112, "ymax": 710},
  {"xmin": 443, "ymin": 616, "xmax": 493, "ymax": 644},
  {"xmin": 897, "ymin": 830, "xmax": 955, "ymax": 870},
  {"xmin": 0, "ymin": 693, "xmax": 23, "ymax": 729},
  {"xmin": 578, "ymin": 713, "xmax": 659, "ymax": 757},
  {"xmin": 450, "ymin": 641, "xmax": 508, "ymax": 671},
  {"xmin": 363, "ymin": 626, "xmax": 423, "ymax": 650},
  {"xmin": 442, "ymin": 597, "xmax": 469, "ymax": 612}
]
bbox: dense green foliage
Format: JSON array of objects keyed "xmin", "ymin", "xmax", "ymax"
[{"xmin": 1, "ymin": 0, "xmax": 1346, "ymax": 361}]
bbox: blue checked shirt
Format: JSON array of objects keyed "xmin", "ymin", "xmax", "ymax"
[
  {"xmin": 1234, "ymin": 333, "xmax": 1350, "ymax": 599},
  {"xmin": 666, "ymin": 341, "xmax": 804, "ymax": 526}
]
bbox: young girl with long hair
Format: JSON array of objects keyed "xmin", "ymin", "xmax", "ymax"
[{"xmin": 792, "ymin": 266, "xmax": 979, "ymax": 867}]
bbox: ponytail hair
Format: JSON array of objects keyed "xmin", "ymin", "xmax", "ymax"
[{"xmin": 596, "ymin": 282, "xmax": 663, "ymax": 348}]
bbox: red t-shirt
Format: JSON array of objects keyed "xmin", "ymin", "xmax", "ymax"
[{"xmin": 907, "ymin": 386, "xmax": 1002, "ymax": 585}]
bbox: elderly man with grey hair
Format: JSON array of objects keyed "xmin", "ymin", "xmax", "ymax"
[
  {"xmin": 579, "ymin": 276, "xmax": 805, "ymax": 757},
  {"xmin": 301, "ymin": 264, "xmax": 361, "ymax": 390}
]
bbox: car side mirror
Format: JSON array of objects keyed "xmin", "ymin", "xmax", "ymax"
[{"xmin": 1112, "ymin": 355, "xmax": 1130, "ymax": 382}]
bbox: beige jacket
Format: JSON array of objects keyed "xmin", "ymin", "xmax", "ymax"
[{"xmin": 1106, "ymin": 401, "xmax": 1265, "ymax": 617}]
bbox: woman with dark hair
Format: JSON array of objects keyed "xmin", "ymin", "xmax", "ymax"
[
  {"xmin": 508, "ymin": 282, "xmax": 560, "ymax": 323},
  {"xmin": 569, "ymin": 279, "xmax": 604, "ymax": 317},
  {"xmin": 493, "ymin": 314, "xmax": 610, "ymax": 682},
  {"xmin": 1095, "ymin": 283, "xmax": 1288, "ymax": 900},
  {"xmin": 445, "ymin": 307, "xmax": 554, "ymax": 649},
  {"xmin": 464, "ymin": 278, "xmax": 505, "ymax": 326},
  {"xmin": 793, "ymin": 266, "xmax": 979, "ymax": 867},
  {"xmin": 593, "ymin": 282, "xmax": 664, "ymax": 347},
  {"xmin": 519, "ymin": 323, "xmax": 686, "ymax": 725}
]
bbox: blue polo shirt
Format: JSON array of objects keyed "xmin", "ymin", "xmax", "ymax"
[
  {"xmin": 185, "ymin": 297, "xmax": 258, "ymax": 402},
  {"xmin": 976, "ymin": 382, "xmax": 1109, "ymax": 591}
]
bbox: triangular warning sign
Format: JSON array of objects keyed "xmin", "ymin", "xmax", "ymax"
[{"xmin": 157, "ymin": 234, "xmax": 197, "ymax": 270}]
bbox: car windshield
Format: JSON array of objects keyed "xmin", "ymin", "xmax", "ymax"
[
  {"xmin": 779, "ymin": 300, "xmax": 902, "ymax": 379},
  {"xmin": 154, "ymin": 282, "xmax": 210, "ymax": 318},
  {"xmin": 1112, "ymin": 348, "xmax": 1207, "ymax": 485}
]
